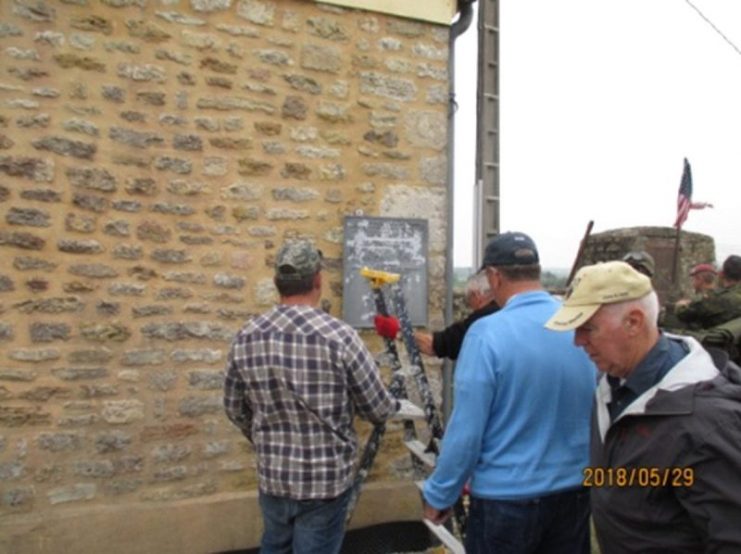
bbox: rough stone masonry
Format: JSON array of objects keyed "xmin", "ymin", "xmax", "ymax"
[{"xmin": 0, "ymin": 0, "xmax": 452, "ymax": 529}]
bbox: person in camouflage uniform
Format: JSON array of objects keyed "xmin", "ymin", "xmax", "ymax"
[
  {"xmin": 689, "ymin": 262, "xmax": 717, "ymax": 299},
  {"xmin": 670, "ymin": 255, "xmax": 741, "ymax": 365},
  {"xmin": 674, "ymin": 255, "xmax": 741, "ymax": 330}
]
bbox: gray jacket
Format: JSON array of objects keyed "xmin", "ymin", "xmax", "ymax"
[{"xmin": 591, "ymin": 335, "xmax": 741, "ymax": 554}]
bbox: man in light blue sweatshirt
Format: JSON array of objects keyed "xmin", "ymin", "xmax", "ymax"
[{"xmin": 422, "ymin": 232, "xmax": 597, "ymax": 554}]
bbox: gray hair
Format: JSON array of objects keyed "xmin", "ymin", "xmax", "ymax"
[
  {"xmin": 598, "ymin": 291, "xmax": 660, "ymax": 328},
  {"xmin": 466, "ymin": 271, "xmax": 491, "ymax": 296}
]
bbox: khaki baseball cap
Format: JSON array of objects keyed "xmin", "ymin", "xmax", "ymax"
[{"xmin": 545, "ymin": 261, "xmax": 653, "ymax": 331}]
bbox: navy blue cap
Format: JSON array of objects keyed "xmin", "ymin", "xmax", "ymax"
[{"xmin": 479, "ymin": 232, "xmax": 539, "ymax": 270}]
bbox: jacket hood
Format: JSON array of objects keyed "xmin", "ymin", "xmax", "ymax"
[{"xmin": 706, "ymin": 346, "xmax": 741, "ymax": 383}]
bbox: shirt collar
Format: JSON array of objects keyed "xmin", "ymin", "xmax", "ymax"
[
  {"xmin": 623, "ymin": 334, "xmax": 684, "ymax": 396},
  {"xmin": 503, "ymin": 289, "xmax": 549, "ymax": 308}
]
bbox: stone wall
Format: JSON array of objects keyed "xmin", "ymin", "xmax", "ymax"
[
  {"xmin": 0, "ymin": 0, "xmax": 451, "ymax": 549},
  {"xmin": 579, "ymin": 226, "xmax": 716, "ymax": 303}
]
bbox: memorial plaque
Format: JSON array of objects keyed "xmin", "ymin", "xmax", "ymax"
[{"xmin": 342, "ymin": 216, "xmax": 428, "ymax": 328}]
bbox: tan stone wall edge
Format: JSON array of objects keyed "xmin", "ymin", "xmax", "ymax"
[{"xmin": 0, "ymin": 481, "xmax": 423, "ymax": 554}]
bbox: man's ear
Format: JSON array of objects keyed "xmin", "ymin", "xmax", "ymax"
[
  {"xmin": 313, "ymin": 271, "xmax": 322, "ymax": 291},
  {"xmin": 623, "ymin": 309, "xmax": 645, "ymax": 336},
  {"xmin": 484, "ymin": 267, "xmax": 497, "ymax": 288}
]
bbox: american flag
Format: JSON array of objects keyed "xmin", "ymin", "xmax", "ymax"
[{"xmin": 674, "ymin": 158, "xmax": 712, "ymax": 229}]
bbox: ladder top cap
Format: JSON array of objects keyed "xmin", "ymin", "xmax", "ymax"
[{"xmin": 360, "ymin": 267, "xmax": 401, "ymax": 284}]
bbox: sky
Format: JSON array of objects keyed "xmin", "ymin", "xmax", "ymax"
[{"xmin": 453, "ymin": 0, "xmax": 741, "ymax": 270}]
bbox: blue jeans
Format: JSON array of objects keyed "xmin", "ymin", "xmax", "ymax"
[
  {"xmin": 464, "ymin": 487, "xmax": 590, "ymax": 554},
  {"xmin": 258, "ymin": 487, "xmax": 351, "ymax": 554}
]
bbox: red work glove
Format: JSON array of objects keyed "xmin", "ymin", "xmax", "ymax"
[{"xmin": 373, "ymin": 315, "xmax": 400, "ymax": 339}]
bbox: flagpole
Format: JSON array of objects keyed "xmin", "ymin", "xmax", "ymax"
[{"xmin": 671, "ymin": 227, "xmax": 682, "ymax": 284}]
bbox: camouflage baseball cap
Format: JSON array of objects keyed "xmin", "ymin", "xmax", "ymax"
[
  {"xmin": 622, "ymin": 250, "xmax": 655, "ymax": 278},
  {"xmin": 275, "ymin": 240, "xmax": 322, "ymax": 280}
]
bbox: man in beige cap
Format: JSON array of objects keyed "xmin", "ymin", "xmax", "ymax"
[{"xmin": 546, "ymin": 260, "xmax": 741, "ymax": 554}]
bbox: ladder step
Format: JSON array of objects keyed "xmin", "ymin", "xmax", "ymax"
[
  {"xmin": 414, "ymin": 481, "xmax": 465, "ymax": 554},
  {"xmin": 403, "ymin": 439, "xmax": 436, "ymax": 467},
  {"xmin": 391, "ymin": 399, "xmax": 425, "ymax": 421},
  {"xmin": 422, "ymin": 519, "xmax": 466, "ymax": 554}
]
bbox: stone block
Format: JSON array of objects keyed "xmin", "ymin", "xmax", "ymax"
[
  {"xmin": 154, "ymin": 156, "xmax": 192, "ymax": 174},
  {"xmin": 79, "ymin": 323, "xmax": 131, "ymax": 342},
  {"xmin": 110, "ymin": 127, "xmax": 164, "ymax": 149},
  {"xmin": 151, "ymin": 203, "xmax": 196, "ymax": 216},
  {"xmin": 68, "ymin": 348, "xmax": 113, "ymax": 364},
  {"xmin": 51, "ymin": 367, "xmax": 108, "ymax": 381},
  {"xmin": 151, "ymin": 444, "xmax": 192, "ymax": 463},
  {"xmin": 307, "ymin": 16, "xmax": 349, "ymax": 41},
  {"xmin": 173, "ymin": 134, "xmax": 203, "ymax": 151},
  {"xmin": 72, "ymin": 193, "xmax": 109, "ymax": 213},
  {"xmin": 126, "ymin": 20, "xmax": 171, "ymax": 43},
  {"xmin": 237, "ymin": 0, "xmax": 275, "ymax": 26},
  {"xmin": 72, "ymin": 460, "xmax": 115, "ymax": 478},
  {"xmin": 30, "ymin": 322, "xmax": 71, "ymax": 343},
  {"xmin": 112, "ymin": 244, "xmax": 143, "ymax": 260},
  {"xmin": 0, "ymin": 406, "xmax": 50, "ymax": 427},
  {"xmin": 65, "ymin": 213, "xmax": 97, "ymax": 233},
  {"xmin": 37, "ymin": 432, "xmax": 82, "ymax": 452},
  {"xmin": 8, "ymin": 348, "xmax": 60, "ymax": 362},
  {"xmin": 122, "ymin": 349, "xmax": 166, "ymax": 366},
  {"xmin": 140, "ymin": 321, "xmax": 234, "ymax": 342},
  {"xmin": 132, "ymin": 305, "xmax": 173, "ymax": 318},
  {"xmin": 281, "ymin": 96, "xmax": 307, "ymax": 120},
  {"xmin": 151, "ymin": 249, "xmax": 191, "ymax": 264},
  {"xmin": 14, "ymin": 297, "xmax": 85, "ymax": 314},
  {"xmin": 170, "ymin": 349, "xmax": 222, "ymax": 363},
  {"xmin": 191, "ymin": 0, "xmax": 232, "ymax": 12},
  {"xmin": 94, "ymin": 431, "xmax": 131, "ymax": 453},
  {"xmin": 6, "ymin": 207, "xmax": 50, "ymax": 227},
  {"xmin": 102, "ymin": 400, "xmax": 145, "ymax": 424},
  {"xmin": 0, "ymin": 155, "xmax": 54, "ymax": 181},
  {"xmin": 57, "ymin": 239, "xmax": 105, "ymax": 254},
  {"xmin": 70, "ymin": 15, "xmax": 113, "ymax": 35},
  {"xmin": 179, "ymin": 395, "xmax": 222, "ymax": 417},
  {"xmin": 19, "ymin": 188, "xmax": 61, "ymax": 202},
  {"xmin": 47, "ymin": 484, "xmax": 96, "ymax": 505},
  {"xmin": 187, "ymin": 371, "xmax": 224, "ymax": 390}
]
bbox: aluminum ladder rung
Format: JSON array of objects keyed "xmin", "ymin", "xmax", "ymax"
[
  {"xmin": 403, "ymin": 439, "xmax": 436, "ymax": 467},
  {"xmin": 390, "ymin": 398, "xmax": 425, "ymax": 421},
  {"xmin": 415, "ymin": 481, "xmax": 465, "ymax": 554}
]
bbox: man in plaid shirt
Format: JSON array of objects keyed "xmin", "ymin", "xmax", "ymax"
[{"xmin": 224, "ymin": 239, "xmax": 400, "ymax": 554}]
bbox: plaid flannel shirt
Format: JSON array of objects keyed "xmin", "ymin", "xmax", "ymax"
[{"xmin": 224, "ymin": 304, "xmax": 398, "ymax": 500}]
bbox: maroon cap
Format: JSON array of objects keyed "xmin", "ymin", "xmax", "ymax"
[{"xmin": 690, "ymin": 263, "xmax": 716, "ymax": 276}]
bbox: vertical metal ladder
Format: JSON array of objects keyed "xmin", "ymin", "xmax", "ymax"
[
  {"xmin": 347, "ymin": 268, "xmax": 465, "ymax": 554},
  {"xmin": 474, "ymin": 0, "xmax": 500, "ymax": 268}
]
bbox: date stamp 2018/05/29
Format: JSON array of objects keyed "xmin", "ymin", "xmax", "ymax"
[{"xmin": 583, "ymin": 466, "xmax": 694, "ymax": 488}]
